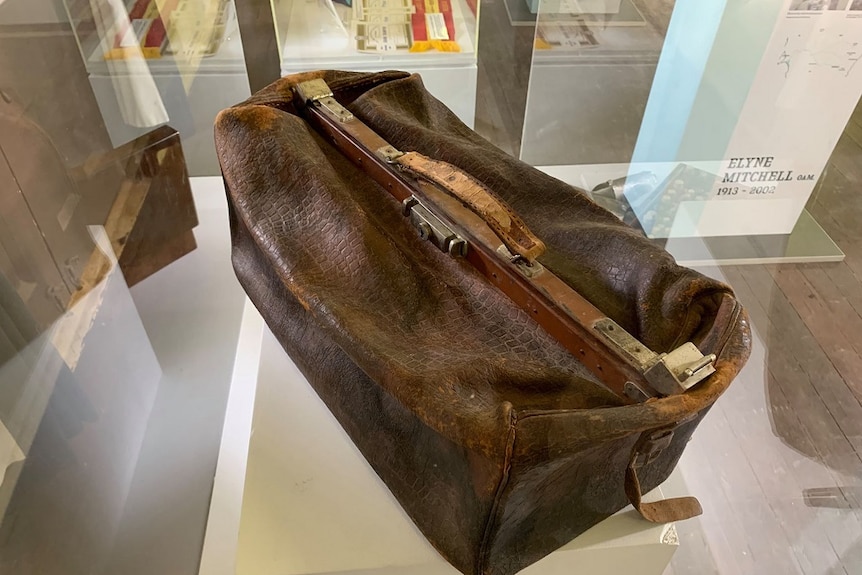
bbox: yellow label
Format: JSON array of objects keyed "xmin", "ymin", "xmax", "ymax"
[{"xmin": 144, "ymin": 0, "xmax": 160, "ymax": 18}]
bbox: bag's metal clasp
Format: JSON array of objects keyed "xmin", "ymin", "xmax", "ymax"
[
  {"xmin": 376, "ymin": 145, "xmax": 404, "ymax": 163},
  {"xmin": 402, "ymin": 197, "xmax": 467, "ymax": 258},
  {"xmin": 496, "ymin": 244, "xmax": 544, "ymax": 278},
  {"xmin": 644, "ymin": 344, "xmax": 717, "ymax": 395},
  {"xmin": 593, "ymin": 318, "xmax": 717, "ymax": 397},
  {"xmin": 295, "ymin": 79, "xmax": 354, "ymax": 123}
]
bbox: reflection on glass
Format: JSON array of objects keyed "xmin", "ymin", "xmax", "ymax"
[
  {"xmin": 62, "ymin": 0, "xmax": 249, "ymax": 175},
  {"xmin": 522, "ymin": 0, "xmax": 855, "ymax": 257},
  {"xmin": 89, "ymin": 0, "xmax": 170, "ymax": 129},
  {"xmin": 514, "ymin": 2, "xmax": 862, "ymax": 573},
  {"xmin": 0, "ymin": 225, "xmax": 161, "ymax": 574},
  {"xmin": 0, "ymin": 0, "xmax": 248, "ymax": 571}
]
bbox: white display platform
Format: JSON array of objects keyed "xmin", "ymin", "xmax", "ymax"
[{"xmin": 201, "ymin": 313, "xmax": 684, "ymax": 575}]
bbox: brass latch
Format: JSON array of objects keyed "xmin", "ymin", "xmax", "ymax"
[
  {"xmin": 295, "ymin": 79, "xmax": 354, "ymax": 123},
  {"xmin": 593, "ymin": 318, "xmax": 717, "ymax": 398},
  {"xmin": 402, "ymin": 197, "xmax": 467, "ymax": 258}
]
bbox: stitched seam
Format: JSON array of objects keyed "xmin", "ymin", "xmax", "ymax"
[
  {"xmin": 715, "ymin": 300, "xmax": 743, "ymax": 359},
  {"xmin": 477, "ymin": 408, "xmax": 518, "ymax": 575}
]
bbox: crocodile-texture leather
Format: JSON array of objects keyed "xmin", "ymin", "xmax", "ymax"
[{"xmin": 215, "ymin": 70, "xmax": 752, "ymax": 575}]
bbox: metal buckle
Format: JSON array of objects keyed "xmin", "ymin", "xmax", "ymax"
[{"xmin": 633, "ymin": 429, "xmax": 675, "ymax": 468}]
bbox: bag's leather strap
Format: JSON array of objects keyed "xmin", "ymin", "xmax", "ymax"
[
  {"xmin": 395, "ymin": 152, "xmax": 546, "ymax": 264},
  {"xmin": 624, "ymin": 427, "xmax": 703, "ymax": 523}
]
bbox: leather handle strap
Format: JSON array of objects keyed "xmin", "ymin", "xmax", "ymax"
[
  {"xmin": 624, "ymin": 427, "xmax": 703, "ymax": 523},
  {"xmin": 395, "ymin": 152, "xmax": 546, "ymax": 264}
]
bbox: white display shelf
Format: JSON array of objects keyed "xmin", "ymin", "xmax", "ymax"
[
  {"xmin": 79, "ymin": 7, "xmax": 251, "ymax": 176},
  {"xmin": 76, "ymin": 0, "xmax": 478, "ymax": 171},
  {"xmin": 278, "ymin": 0, "xmax": 478, "ymax": 72},
  {"xmin": 278, "ymin": 0, "xmax": 481, "ymax": 128},
  {"xmin": 81, "ymin": 3, "xmax": 246, "ymax": 76}
]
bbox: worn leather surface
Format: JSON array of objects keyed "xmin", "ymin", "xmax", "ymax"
[{"xmin": 216, "ymin": 70, "xmax": 752, "ymax": 575}]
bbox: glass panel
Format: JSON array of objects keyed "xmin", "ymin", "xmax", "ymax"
[
  {"xmin": 0, "ymin": 0, "xmax": 250, "ymax": 571},
  {"xmin": 521, "ymin": 0, "xmax": 669, "ymax": 167},
  {"xmin": 0, "ymin": 225, "xmax": 162, "ymax": 574},
  {"xmin": 63, "ymin": 0, "xmax": 249, "ymax": 175},
  {"xmin": 271, "ymin": 0, "xmax": 481, "ymax": 125},
  {"xmin": 522, "ymin": 0, "xmax": 861, "ymax": 248},
  {"xmin": 516, "ymin": 2, "xmax": 862, "ymax": 574},
  {"xmin": 4, "ymin": 0, "xmax": 862, "ymax": 571}
]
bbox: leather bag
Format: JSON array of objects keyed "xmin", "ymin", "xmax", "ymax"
[{"xmin": 215, "ymin": 70, "xmax": 752, "ymax": 575}]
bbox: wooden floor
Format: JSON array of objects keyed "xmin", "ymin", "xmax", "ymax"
[
  {"xmin": 668, "ymin": 102, "xmax": 862, "ymax": 575},
  {"xmin": 474, "ymin": 2, "xmax": 862, "ymax": 573}
]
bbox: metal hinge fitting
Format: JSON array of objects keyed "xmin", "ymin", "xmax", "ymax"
[
  {"xmin": 593, "ymin": 318, "xmax": 717, "ymax": 397},
  {"xmin": 295, "ymin": 79, "xmax": 354, "ymax": 123}
]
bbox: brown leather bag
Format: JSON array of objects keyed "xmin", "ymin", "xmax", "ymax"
[{"xmin": 215, "ymin": 70, "xmax": 751, "ymax": 575}]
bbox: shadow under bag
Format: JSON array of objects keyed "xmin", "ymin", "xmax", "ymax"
[{"xmin": 215, "ymin": 70, "xmax": 751, "ymax": 575}]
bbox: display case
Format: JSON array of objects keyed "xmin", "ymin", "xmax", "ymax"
[
  {"xmin": 271, "ymin": 0, "xmax": 481, "ymax": 124},
  {"xmin": 519, "ymin": 0, "xmax": 856, "ymax": 265},
  {"xmin": 59, "ymin": 0, "xmax": 481, "ymax": 174},
  {"xmin": 62, "ymin": 0, "xmax": 252, "ymax": 175},
  {"xmin": 519, "ymin": 0, "xmax": 665, "ymax": 167}
]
